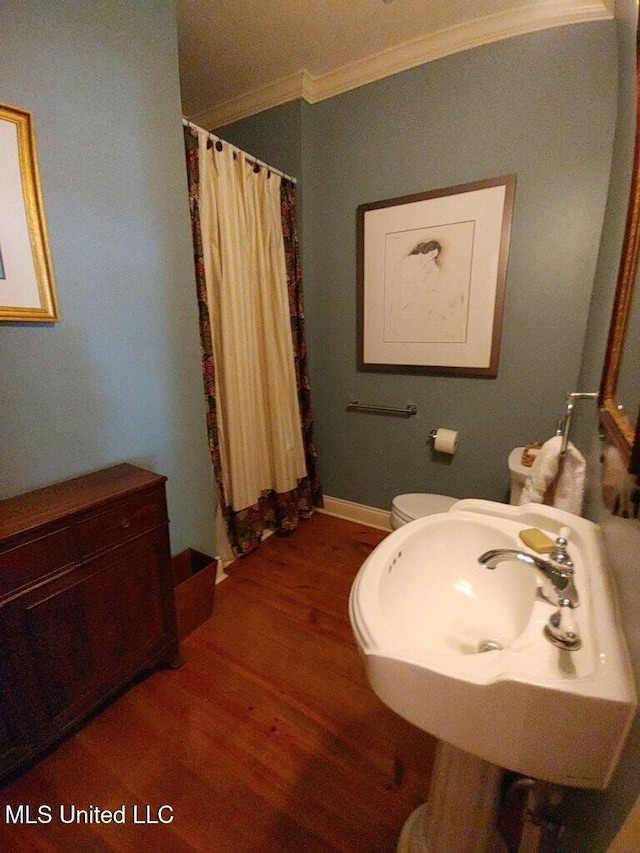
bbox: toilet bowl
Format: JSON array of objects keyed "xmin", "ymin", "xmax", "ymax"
[
  {"xmin": 391, "ymin": 447, "xmax": 531, "ymax": 527},
  {"xmin": 390, "ymin": 493, "xmax": 458, "ymax": 529}
]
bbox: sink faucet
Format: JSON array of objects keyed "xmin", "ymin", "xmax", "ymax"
[
  {"xmin": 478, "ymin": 540, "xmax": 581, "ymax": 651},
  {"xmin": 479, "ymin": 547, "xmax": 579, "ymax": 607}
]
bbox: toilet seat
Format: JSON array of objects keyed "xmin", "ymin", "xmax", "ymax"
[{"xmin": 390, "ymin": 493, "xmax": 458, "ymax": 528}]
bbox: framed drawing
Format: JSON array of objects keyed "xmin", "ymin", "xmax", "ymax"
[
  {"xmin": 0, "ymin": 102, "xmax": 59, "ymax": 322},
  {"xmin": 357, "ymin": 175, "xmax": 516, "ymax": 377}
]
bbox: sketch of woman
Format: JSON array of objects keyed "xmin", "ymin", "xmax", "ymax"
[
  {"xmin": 400, "ymin": 240, "xmax": 442, "ymax": 309},
  {"xmin": 385, "ymin": 237, "xmax": 467, "ymax": 343}
]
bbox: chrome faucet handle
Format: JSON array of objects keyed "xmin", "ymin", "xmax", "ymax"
[
  {"xmin": 549, "ymin": 536, "xmax": 574, "ymax": 569},
  {"xmin": 544, "ymin": 604, "xmax": 581, "ymax": 651}
]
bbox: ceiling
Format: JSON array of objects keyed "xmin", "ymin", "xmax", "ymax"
[{"xmin": 178, "ymin": 0, "xmax": 613, "ymax": 129}]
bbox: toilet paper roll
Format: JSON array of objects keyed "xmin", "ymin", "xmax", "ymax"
[{"xmin": 433, "ymin": 428, "xmax": 458, "ymax": 455}]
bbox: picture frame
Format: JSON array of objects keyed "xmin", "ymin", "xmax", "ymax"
[
  {"xmin": 357, "ymin": 174, "xmax": 516, "ymax": 377},
  {"xmin": 0, "ymin": 102, "xmax": 59, "ymax": 322}
]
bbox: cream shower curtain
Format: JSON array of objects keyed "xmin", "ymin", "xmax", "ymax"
[{"xmin": 184, "ymin": 124, "xmax": 322, "ymax": 558}]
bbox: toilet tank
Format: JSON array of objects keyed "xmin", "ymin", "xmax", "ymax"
[{"xmin": 508, "ymin": 447, "xmax": 533, "ymax": 505}]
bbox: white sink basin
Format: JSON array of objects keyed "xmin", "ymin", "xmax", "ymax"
[{"xmin": 349, "ymin": 499, "xmax": 637, "ymax": 789}]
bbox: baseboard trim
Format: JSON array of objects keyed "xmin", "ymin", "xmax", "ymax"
[
  {"xmin": 216, "ymin": 501, "xmax": 390, "ymax": 583},
  {"xmin": 319, "ymin": 495, "xmax": 392, "ymax": 531}
]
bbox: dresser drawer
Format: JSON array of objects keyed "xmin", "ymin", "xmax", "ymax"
[
  {"xmin": 74, "ymin": 489, "xmax": 166, "ymax": 559},
  {"xmin": 0, "ymin": 527, "xmax": 74, "ymax": 596}
]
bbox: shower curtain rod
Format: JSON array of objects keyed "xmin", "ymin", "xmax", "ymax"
[{"xmin": 182, "ymin": 117, "xmax": 297, "ymax": 185}]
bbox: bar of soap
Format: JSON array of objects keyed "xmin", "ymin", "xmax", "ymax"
[{"xmin": 519, "ymin": 528, "xmax": 555, "ymax": 553}]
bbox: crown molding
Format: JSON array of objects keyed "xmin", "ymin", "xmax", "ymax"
[
  {"xmin": 190, "ymin": 70, "xmax": 313, "ymax": 130},
  {"xmin": 308, "ymin": 1, "xmax": 613, "ymax": 104},
  {"xmin": 188, "ymin": 1, "xmax": 613, "ymax": 130}
]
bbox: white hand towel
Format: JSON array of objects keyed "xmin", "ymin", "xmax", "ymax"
[{"xmin": 520, "ymin": 435, "xmax": 586, "ymax": 515}]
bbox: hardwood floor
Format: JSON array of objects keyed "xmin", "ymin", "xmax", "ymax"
[{"xmin": 1, "ymin": 512, "xmax": 437, "ymax": 852}]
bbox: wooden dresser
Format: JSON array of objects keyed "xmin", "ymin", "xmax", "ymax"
[{"xmin": 0, "ymin": 464, "xmax": 180, "ymax": 780}]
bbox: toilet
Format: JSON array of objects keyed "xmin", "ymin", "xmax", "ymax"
[
  {"xmin": 390, "ymin": 446, "xmax": 531, "ymax": 528},
  {"xmin": 390, "ymin": 493, "xmax": 458, "ymax": 529}
]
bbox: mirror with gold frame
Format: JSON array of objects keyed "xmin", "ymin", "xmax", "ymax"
[{"xmin": 600, "ymin": 27, "xmax": 640, "ymax": 487}]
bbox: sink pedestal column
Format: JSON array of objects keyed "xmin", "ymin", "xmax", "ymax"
[{"xmin": 397, "ymin": 741, "xmax": 507, "ymax": 853}]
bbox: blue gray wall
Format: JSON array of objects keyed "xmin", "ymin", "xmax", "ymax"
[
  {"xmin": 217, "ymin": 99, "xmax": 305, "ymax": 182},
  {"xmin": 220, "ymin": 22, "xmax": 617, "ymax": 511},
  {"xmin": 1, "ymin": 0, "xmax": 216, "ymax": 557}
]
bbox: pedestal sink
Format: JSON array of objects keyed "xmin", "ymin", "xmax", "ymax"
[{"xmin": 349, "ymin": 499, "xmax": 637, "ymax": 852}]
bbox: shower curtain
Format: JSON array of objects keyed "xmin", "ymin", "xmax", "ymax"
[{"xmin": 183, "ymin": 124, "xmax": 322, "ymax": 559}]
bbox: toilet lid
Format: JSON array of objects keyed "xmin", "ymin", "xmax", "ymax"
[{"xmin": 391, "ymin": 493, "xmax": 458, "ymax": 522}]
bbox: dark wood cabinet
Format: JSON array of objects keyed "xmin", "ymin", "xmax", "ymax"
[{"xmin": 0, "ymin": 464, "xmax": 180, "ymax": 779}]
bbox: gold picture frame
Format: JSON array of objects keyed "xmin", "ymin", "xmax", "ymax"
[{"xmin": 0, "ymin": 102, "xmax": 59, "ymax": 322}]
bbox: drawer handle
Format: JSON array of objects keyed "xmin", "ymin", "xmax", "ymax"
[{"xmin": 120, "ymin": 518, "xmax": 131, "ymax": 529}]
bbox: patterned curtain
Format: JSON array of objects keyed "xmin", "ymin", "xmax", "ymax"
[{"xmin": 183, "ymin": 126, "xmax": 322, "ymax": 557}]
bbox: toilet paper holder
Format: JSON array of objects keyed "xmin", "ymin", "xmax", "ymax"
[
  {"xmin": 430, "ymin": 429, "xmax": 455, "ymax": 441},
  {"xmin": 429, "ymin": 428, "xmax": 459, "ymax": 455}
]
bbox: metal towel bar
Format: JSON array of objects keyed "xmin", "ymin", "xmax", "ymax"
[
  {"xmin": 346, "ymin": 400, "xmax": 417, "ymax": 418},
  {"xmin": 559, "ymin": 392, "xmax": 598, "ymax": 456}
]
